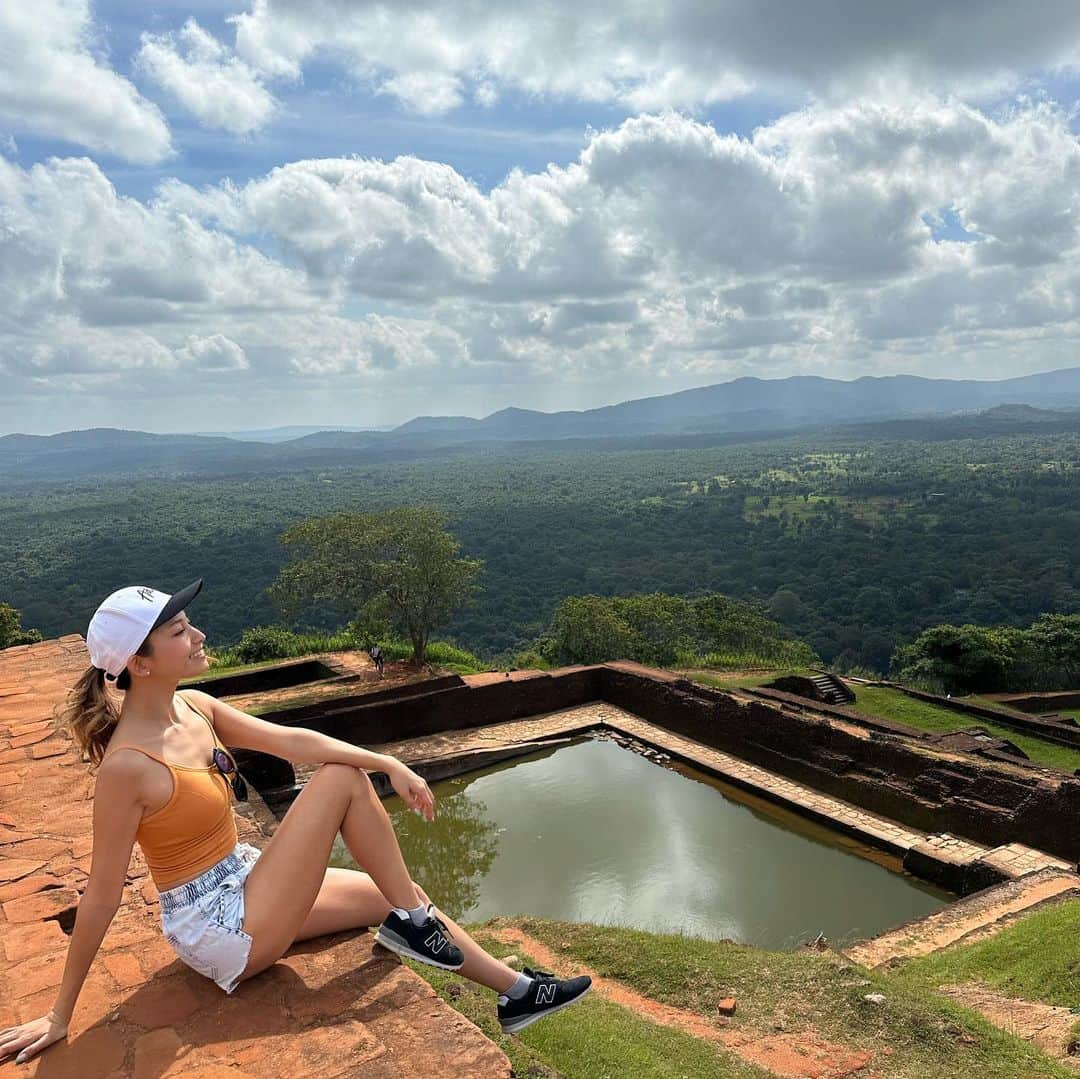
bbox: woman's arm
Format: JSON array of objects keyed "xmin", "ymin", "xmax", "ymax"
[
  {"xmin": 185, "ymin": 691, "xmax": 398, "ymax": 774},
  {"xmin": 287, "ymin": 729, "xmax": 436, "ymax": 820},
  {"xmin": 50, "ymin": 755, "xmax": 144, "ymax": 1023},
  {"xmin": 285, "ymin": 728, "xmax": 398, "ymax": 772},
  {"xmin": 3, "ymin": 755, "xmax": 143, "ymax": 1063},
  {"xmin": 182, "ymin": 690, "xmax": 435, "ymax": 821}
]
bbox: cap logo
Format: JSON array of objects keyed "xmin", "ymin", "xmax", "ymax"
[{"xmin": 136, "ymin": 587, "xmax": 156, "ymax": 603}]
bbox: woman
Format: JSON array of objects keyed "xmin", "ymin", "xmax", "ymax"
[{"xmin": 0, "ymin": 579, "xmax": 590, "ymax": 1066}]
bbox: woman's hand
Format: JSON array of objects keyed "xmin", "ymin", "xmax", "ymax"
[
  {"xmin": 385, "ymin": 759, "xmax": 436, "ymax": 822},
  {"xmin": 0, "ymin": 1010, "xmax": 69, "ymax": 1065}
]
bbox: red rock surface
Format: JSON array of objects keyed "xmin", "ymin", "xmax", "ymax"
[{"xmin": 0, "ymin": 636, "xmax": 510, "ymax": 1077}]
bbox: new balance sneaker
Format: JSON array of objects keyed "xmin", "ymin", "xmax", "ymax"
[
  {"xmin": 497, "ymin": 966, "xmax": 593, "ymax": 1034},
  {"xmin": 374, "ymin": 903, "xmax": 465, "ymax": 970}
]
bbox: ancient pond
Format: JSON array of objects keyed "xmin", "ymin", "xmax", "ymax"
[{"xmin": 330, "ymin": 735, "xmax": 951, "ymax": 949}]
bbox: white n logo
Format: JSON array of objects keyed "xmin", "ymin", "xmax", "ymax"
[
  {"xmin": 535, "ymin": 982, "xmax": 556, "ymax": 1005},
  {"xmin": 424, "ymin": 931, "xmax": 447, "ymax": 954}
]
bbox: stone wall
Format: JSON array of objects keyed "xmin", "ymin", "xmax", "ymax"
[
  {"xmin": 992, "ymin": 690, "xmax": 1080, "ymax": 713},
  {"xmin": 184, "ymin": 656, "xmax": 342, "ymax": 696},
  {"xmin": 239, "ymin": 660, "xmax": 1079, "ymax": 864},
  {"xmin": 598, "ymin": 667, "xmax": 1080, "ymax": 863},
  {"xmin": 283, "ymin": 667, "xmax": 602, "ymax": 748}
]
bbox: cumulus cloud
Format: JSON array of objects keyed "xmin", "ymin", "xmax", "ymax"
[
  {"xmin": 0, "ymin": 0, "xmax": 171, "ymax": 163},
  {"xmin": 229, "ymin": 0, "xmax": 1080, "ymax": 115},
  {"xmin": 7, "ymin": 98, "xmax": 1080, "ymax": 413},
  {"xmin": 158, "ymin": 100, "xmax": 1080, "ymax": 322},
  {"xmin": 175, "ymin": 333, "xmax": 250, "ymax": 370},
  {"xmin": 136, "ymin": 19, "xmax": 278, "ymax": 136}
]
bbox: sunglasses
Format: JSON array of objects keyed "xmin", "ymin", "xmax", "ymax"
[{"xmin": 212, "ymin": 746, "xmax": 249, "ymax": 802}]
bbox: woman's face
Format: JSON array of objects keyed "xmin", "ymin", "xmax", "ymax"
[{"xmin": 143, "ymin": 611, "xmax": 209, "ymax": 681}]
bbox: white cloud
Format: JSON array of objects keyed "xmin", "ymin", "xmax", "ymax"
[
  {"xmin": 8, "ymin": 98, "xmax": 1080, "ymax": 421},
  {"xmin": 230, "ymin": 0, "xmax": 1080, "ymax": 115},
  {"xmin": 136, "ymin": 19, "xmax": 278, "ymax": 136},
  {"xmin": 0, "ymin": 0, "xmax": 171, "ymax": 163},
  {"xmin": 175, "ymin": 333, "xmax": 250, "ymax": 370}
]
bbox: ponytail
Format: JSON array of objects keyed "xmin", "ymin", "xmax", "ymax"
[{"xmin": 52, "ymin": 637, "xmax": 154, "ymax": 768}]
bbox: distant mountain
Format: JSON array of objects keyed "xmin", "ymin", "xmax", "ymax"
[
  {"xmin": 289, "ymin": 366, "xmax": 1080, "ymax": 447},
  {"xmin": 190, "ymin": 424, "xmax": 384, "ymax": 442},
  {"xmin": 978, "ymin": 403, "xmax": 1071, "ymax": 422},
  {"xmin": 4, "ymin": 367, "xmax": 1080, "ymax": 484}
]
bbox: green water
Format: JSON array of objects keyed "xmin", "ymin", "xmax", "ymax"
[{"xmin": 330, "ymin": 736, "xmax": 951, "ymax": 950}]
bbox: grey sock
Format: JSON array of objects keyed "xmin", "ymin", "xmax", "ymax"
[
  {"xmin": 499, "ymin": 971, "xmax": 534, "ymax": 1003},
  {"xmin": 393, "ymin": 901, "xmax": 430, "ymax": 926}
]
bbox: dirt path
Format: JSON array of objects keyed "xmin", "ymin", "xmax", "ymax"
[
  {"xmin": 937, "ymin": 984, "xmax": 1080, "ymax": 1073},
  {"xmin": 489, "ymin": 925, "xmax": 880, "ymax": 1079}
]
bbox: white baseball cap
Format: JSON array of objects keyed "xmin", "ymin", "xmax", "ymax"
[{"xmin": 86, "ymin": 579, "xmax": 203, "ymax": 683}]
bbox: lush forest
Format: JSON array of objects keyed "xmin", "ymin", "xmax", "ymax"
[{"xmin": 2, "ymin": 413, "xmax": 1078, "ymax": 673}]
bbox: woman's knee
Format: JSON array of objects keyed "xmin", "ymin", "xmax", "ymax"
[{"xmin": 314, "ymin": 762, "xmax": 374, "ymax": 792}]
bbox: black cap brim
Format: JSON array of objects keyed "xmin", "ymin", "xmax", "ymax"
[{"xmin": 150, "ymin": 578, "xmax": 203, "ymax": 632}]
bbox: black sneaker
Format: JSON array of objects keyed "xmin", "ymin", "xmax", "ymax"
[
  {"xmin": 374, "ymin": 903, "xmax": 465, "ymax": 970},
  {"xmin": 497, "ymin": 966, "xmax": 593, "ymax": 1034}
]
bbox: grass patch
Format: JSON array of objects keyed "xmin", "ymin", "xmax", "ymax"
[
  {"xmin": 682, "ymin": 668, "xmax": 815, "ymax": 691},
  {"xmin": 403, "ymin": 923, "xmax": 768, "ymax": 1078},
  {"xmin": 431, "ymin": 916, "xmax": 1072, "ymax": 1078},
  {"xmin": 893, "ymin": 898, "xmax": 1080, "ymax": 1010},
  {"xmin": 852, "ymin": 686, "xmax": 1080, "ymax": 774},
  {"xmin": 180, "ymin": 655, "xmax": 310, "ymax": 680}
]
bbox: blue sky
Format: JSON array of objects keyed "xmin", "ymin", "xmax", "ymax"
[{"xmin": 4, "ymin": 1, "xmax": 1080, "ymax": 435}]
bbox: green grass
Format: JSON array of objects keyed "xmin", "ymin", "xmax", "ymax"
[
  {"xmin": 852, "ymin": 686, "xmax": 1080, "ymax": 774},
  {"xmin": 183, "ymin": 636, "xmax": 488, "ymax": 680},
  {"xmin": 405, "ymin": 924, "xmax": 768, "ymax": 1078},
  {"xmin": 894, "ymin": 898, "xmax": 1080, "ymax": 1010},
  {"xmin": 179, "ymin": 654, "xmax": 313, "ymax": 680},
  {"xmin": 405, "ymin": 916, "xmax": 1073, "ymax": 1078},
  {"xmin": 683, "ymin": 668, "xmax": 815, "ymax": 691}
]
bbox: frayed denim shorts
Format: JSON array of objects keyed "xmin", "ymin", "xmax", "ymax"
[{"xmin": 159, "ymin": 841, "xmax": 260, "ymax": 993}]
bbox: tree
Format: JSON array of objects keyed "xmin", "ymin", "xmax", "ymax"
[
  {"xmin": 611, "ymin": 593, "xmax": 695, "ymax": 666},
  {"xmin": 693, "ymin": 594, "xmax": 779, "ymax": 656},
  {"xmin": 546, "ymin": 596, "xmax": 644, "ymax": 665},
  {"xmin": 267, "ymin": 508, "xmax": 482, "ymax": 665},
  {"xmin": 890, "ymin": 623, "xmax": 1022, "ymax": 693},
  {"xmin": 1016, "ymin": 613, "xmax": 1080, "ymax": 689},
  {"xmin": 0, "ymin": 603, "xmax": 43, "ymax": 650}
]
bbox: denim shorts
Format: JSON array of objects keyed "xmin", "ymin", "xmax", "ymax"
[{"xmin": 159, "ymin": 841, "xmax": 260, "ymax": 993}]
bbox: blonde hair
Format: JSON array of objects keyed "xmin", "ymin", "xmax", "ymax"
[{"xmin": 52, "ymin": 636, "xmax": 155, "ymax": 768}]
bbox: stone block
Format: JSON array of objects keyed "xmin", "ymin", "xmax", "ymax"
[
  {"xmin": 3, "ymin": 948, "xmax": 68, "ymax": 998},
  {"xmin": 31, "ymin": 741, "xmax": 69, "ymax": 759},
  {"xmin": 0, "ymin": 873, "xmax": 64, "ymax": 902},
  {"xmin": 122, "ymin": 975, "xmax": 201, "ymax": 1029},
  {"xmin": 11, "ymin": 730, "xmax": 56, "ymax": 749},
  {"xmin": 0, "ymin": 857, "xmax": 47, "ymax": 883},
  {"xmin": 135, "ymin": 1027, "xmax": 185, "ymax": 1079},
  {"xmin": 3, "ymin": 884, "xmax": 80, "ymax": 923},
  {"xmin": 103, "ymin": 950, "xmax": 147, "ymax": 988},
  {"xmin": 0, "ymin": 919, "xmax": 66, "ymax": 962}
]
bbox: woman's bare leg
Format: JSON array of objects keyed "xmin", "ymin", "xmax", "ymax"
[
  {"xmin": 293, "ymin": 869, "xmax": 519, "ymax": 993},
  {"xmin": 235, "ymin": 763, "xmax": 518, "ymax": 993},
  {"xmin": 409, "ymin": 880, "xmax": 520, "ymax": 994}
]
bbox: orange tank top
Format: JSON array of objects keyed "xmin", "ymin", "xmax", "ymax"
[{"xmin": 105, "ymin": 694, "xmax": 239, "ymax": 891}]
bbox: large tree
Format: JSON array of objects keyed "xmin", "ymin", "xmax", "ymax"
[{"xmin": 267, "ymin": 508, "xmax": 482, "ymax": 665}]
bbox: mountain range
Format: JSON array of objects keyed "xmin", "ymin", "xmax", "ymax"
[
  {"xmin": 3, "ymin": 366, "xmax": 1079, "ymax": 483},
  {"xmin": 290, "ymin": 366, "xmax": 1080, "ymax": 447}
]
